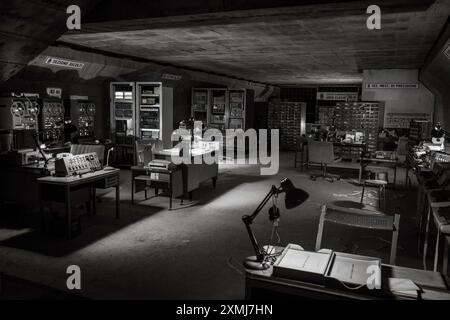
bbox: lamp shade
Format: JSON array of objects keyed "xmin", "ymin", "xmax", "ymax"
[{"xmin": 280, "ymin": 178, "xmax": 309, "ymax": 209}]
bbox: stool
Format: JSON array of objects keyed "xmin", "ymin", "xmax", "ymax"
[{"xmin": 360, "ymin": 172, "xmax": 388, "ymax": 210}]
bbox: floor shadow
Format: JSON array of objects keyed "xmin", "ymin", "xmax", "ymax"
[
  {"xmin": 0, "ymin": 198, "xmax": 164, "ymax": 257},
  {"xmin": 330, "ymin": 200, "xmax": 365, "ymax": 210},
  {"xmin": 0, "ymin": 171, "xmax": 271, "ymax": 257}
]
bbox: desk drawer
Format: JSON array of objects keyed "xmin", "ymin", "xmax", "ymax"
[{"xmin": 95, "ymin": 174, "xmax": 119, "ymax": 189}]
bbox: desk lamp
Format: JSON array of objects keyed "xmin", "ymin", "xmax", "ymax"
[
  {"xmin": 31, "ymin": 131, "xmax": 51, "ymax": 174},
  {"xmin": 104, "ymin": 147, "xmax": 115, "ymax": 170},
  {"xmin": 242, "ymin": 178, "xmax": 309, "ymax": 270},
  {"xmin": 431, "ymin": 123, "xmax": 447, "ymax": 145}
]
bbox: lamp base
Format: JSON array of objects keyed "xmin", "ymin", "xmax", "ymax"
[
  {"xmin": 243, "ymin": 256, "xmax": 270, "ymax": 270},
  {"xmin": 103, "ymin": 166, "xmax": 115, "ymax": 171}
]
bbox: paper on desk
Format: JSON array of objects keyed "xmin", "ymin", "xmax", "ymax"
[
  {"xmin": 329, "ymin": 256, "xmax": 379, "ymax": 286},
  {"xmin": 278, "ymin": 249, "xmax": 330, "ymax": 274},
  {"xmin": 388, "ymin": 278, "xmax": 420, "ymax": 291},
  {"xmin": 389, "ymin": 278, "xmax": 420, "ymax": 298}
]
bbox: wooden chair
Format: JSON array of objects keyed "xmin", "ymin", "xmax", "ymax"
[
  {"xmin": 360, "ymin": 172, "xmax": 389, "ymax": 211},
  {"xmin": 134, "ymin": 140, "xmax": 155, "ymax": 199},
  {"xmin": 307, "ymin": 140, "xmax": 341, "ymax": 182},
  {"xmin": 294, "ymin": 138, "xmax": 308, "ymax": 170},
  {"xmin": 315, "ymin": 204, "xmax": 400, "ymax": 265}
]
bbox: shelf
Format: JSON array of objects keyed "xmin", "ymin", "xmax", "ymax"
[
  {"xmin": 141, "ymin": 94, "xmax": 160, "ymax": 97},
  {"xmin": 140, "ymin": 105, "xmax": 160, "ymax": 108},
  {"xmin": 141, "ymin": 128, "xmax": 160, "ymax": 132}
]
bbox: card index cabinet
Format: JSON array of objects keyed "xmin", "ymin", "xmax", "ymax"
[
  {"xmin": 267, "ymin": 101, "xmax": 307, "ymax": 150},
  {"xmin": 334, "ymin": 102, "xmax": 385, "ymax": 155}
]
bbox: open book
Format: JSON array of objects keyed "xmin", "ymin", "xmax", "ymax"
[{"xmin": 273, "ymin": 245, "xmax": 332, "ymax": 284}]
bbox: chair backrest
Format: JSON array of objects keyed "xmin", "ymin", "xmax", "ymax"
[
  {"xmin": 315, "ymin": 204, "xmax": 400, "ymax": 265},
  {"xmin": 135, "ymin": 140, "xmax": 154, "ymax": 166},
  {"xmin": 375, "ymin": 172, "xmax": 389, "ymax": 183},
  {"xmin": 308, "ymin": 140, "xmax": 335, "ymax": 165},
  {"xmin": 70, "ymin": 144, "xmax": 105, "ymax": 164},
  {"xmin": 397, "ymin": 137, "xmax": 409, "ymax": 156}
]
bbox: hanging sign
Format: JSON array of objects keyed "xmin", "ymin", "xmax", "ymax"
[
  {"xmin": 317, "ymin": 92, "xmax": 358, "ymax": 101},
  {"xmin": 365, "ymin": 83, "xmax": 419, "ymax": 89},
  {"xmin": 45, "ymin": 56, "xmax": 84, "ymax": 69},
  {"xmin": 162, "ymin": 73, "xmax": 182, "ymax": 81}
]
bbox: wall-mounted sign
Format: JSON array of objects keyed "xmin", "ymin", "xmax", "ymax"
[
  {"xmin": 162, "ymin": 73, "xmax": 182, "ymax": 81},
  {"xmin": 317, "ymin": 92, "xmax": 358, "ymax": 101},
  {"xmin": 47, "ymin": 87, "xmax": 62, "ymax": 99},
  {"xmin": 45, "ymin": 56, "xmax": 84, "ymax": 69},
  {"xmin": 385, "ymin": 112, "xmax": 431, "ymax": 128},
  {"xmin": 365, "ymin": 83, "xmax": 419, "ymax": 89}
]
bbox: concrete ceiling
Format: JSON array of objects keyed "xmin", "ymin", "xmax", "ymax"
[
  {"xmin": 0, "ymin": 0, "xmax": 101, "ymax": 83},
  {"xmin": 25, "ymin": 1, "xmax": 450, "ymax": 85}
]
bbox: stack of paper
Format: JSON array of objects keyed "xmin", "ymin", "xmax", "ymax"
[{"xmin": 388, "ymin": 278, "xmax": 420, "ymax": 299}]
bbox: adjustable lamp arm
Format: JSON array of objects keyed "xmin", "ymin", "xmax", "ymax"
[
  {"xmin": 32, "ymin": 132, "xmax": 50, "ymax": 170},
  {"xmin": 242, "ymin": 185, "xmax": 281, "ymax": 262}
]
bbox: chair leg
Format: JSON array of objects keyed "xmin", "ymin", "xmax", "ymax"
[
  {"xmin": 433, "ymin": 229, "xmax": 441, "ymax": 272},
  {"xmin": 443, "ymin": 240, "xmax": 449, "ymax": 275},
  {"xmin": 360, "ymin": 183, "xmax": 366, "ymax": 206},
  {"xmin": 294, "ymin": 151, "xmax": 297, "ymax": 168},
  {"xmin": 423, "ymin": 206, "xmax": 432, "ymax": 270},
  {"xmin": 315, "ymin": 205, "xmax": 327, "ymax": 251},
  {"xmin": 390, "ymin": 214, "xmax": 400, "ymax": 265},
  {"xmin": 378, "ymin": 186, "xmax": 382, "ymax": 209}
]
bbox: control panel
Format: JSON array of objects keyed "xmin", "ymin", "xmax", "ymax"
[
  {"xmin": 75, "ymin": 101, "xmax": 96, "ymax": 138},
  {"xmin": 40, "ymin": 99, "xmax": 64, "ymax": 142},
  {"xmin": 0, "ymin": 96, "xmax": 40, "ymax": 131},
  {"xmin": 55, "ymin": 152, "xmax": 102, "ymax": 177}
]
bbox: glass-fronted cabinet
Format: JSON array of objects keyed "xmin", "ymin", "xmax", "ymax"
[{"xmin": 110, "ymin": 82, "xmax": 135, "ymax": 166}]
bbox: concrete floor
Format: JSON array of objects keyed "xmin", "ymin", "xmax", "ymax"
[{"xmin": 0, "ymin": 152, "xmax": 430, "ymax": 299}]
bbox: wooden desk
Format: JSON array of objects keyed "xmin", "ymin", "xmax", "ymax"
[
  {"xmin": 359, "ymin": 157, "xmax": 399, "ymax": 186},
  {"xmin": 131, "ymin": 165, "xmax": 183, "ymax": 209},
  {"xmin": 153, "ymin": 148, "xmax": 218, "ymax": 197},
  {"xmin": 246, "ymin": 256, "xmax": 450, "ymax": 300},
  {"xmin": 37, "ymin": 169, "xmax": 120, "ymax": 239},
  {"xmin": 296, "ymin": 142, "xmax": 366, "ymax": 168}
]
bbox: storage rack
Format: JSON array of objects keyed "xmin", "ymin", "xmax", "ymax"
[
  {"xmin": 136, "ymin": 82, "xmax": 162, "ymax": 142},
  {"xmin": 136, "ymin": 82, "xmax": 173, "ymax": 149},
  {"xmin": 210, "ymin": 88, "xmax": 228, "ymax": 132},
  {"xmin": 191, "ymin": 88, "xmax": 247, "ymax": 131},
  {"xmin": 228, "ymin": 89, "xmax": 246, "ymax": 130},
  {"xmin": 267, "ymin": 101, "xmax": 307, "ymax": 150},
  {"xmin": 334, "ymin": 102, "xmax": 385, "ymax": 158},
  {"xmin": 110, "ymin": 82, "xmax": 136, "ymax": 166},
  {"xmin": 191, "ymin": 88, "xmax": 209, "ymax": 125}
]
